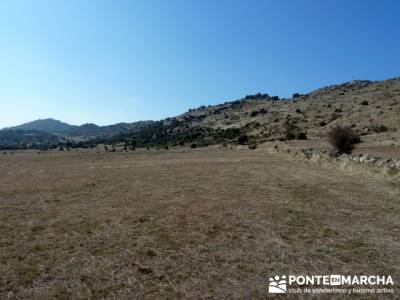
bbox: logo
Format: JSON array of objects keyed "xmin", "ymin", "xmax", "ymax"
[
  {"xmin": 330, "ymin": 275, "xmax": 341, "ymax": 285},
  {"xmin": 268, "ymin": 274, "xmax": 394, "ymax": 295},
  {"xmin": 269, "ymin": 275, "xmax": 287, "ymax": 293}
]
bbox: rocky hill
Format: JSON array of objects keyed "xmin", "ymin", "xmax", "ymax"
[
  {"xmin": 172, "ymin": 77, "xmax": 400, "ymax": 142},
  {"xmin": 1, "ymin": 77, "xmax": 400, "ymax": 149},
  {"xmin": 106, "ymin": 77, "xmax": 400, "ymax": 148}
]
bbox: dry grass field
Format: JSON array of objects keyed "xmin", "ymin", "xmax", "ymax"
[{"xmin": 1, "ymin": 148, "xmax": 399, "ymax": 299}]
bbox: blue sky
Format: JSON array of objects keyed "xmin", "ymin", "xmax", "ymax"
[{"xmin": 1, "ymin": 0, "xmax": 399, "ymax": 127}]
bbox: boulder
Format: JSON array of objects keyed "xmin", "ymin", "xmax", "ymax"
[{"xmin": 359, "ymin": 154, "xmax": 369, "ymax": 163}]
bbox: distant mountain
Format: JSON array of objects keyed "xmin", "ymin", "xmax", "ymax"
[
  {"xmin": 63, "ymin": 123, "xmax": 103, "ymax": 137},
  {"xmin": 62, "ymin": 121, "xmax": 155, "ymax": 138},
  {"xmin": 8, "ymin": 118, "xmax": 76, "ymax": 134}
]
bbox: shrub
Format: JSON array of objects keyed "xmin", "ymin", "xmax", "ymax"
[
  {"xmin": 259, "ymin": 108, "xmax": 267, "ymax": 115},
  {"xmin": 328, "ymin": 125, "xmax": 360, "ymax": 154},
  {"xmin": 319, "ymin": 121, "xmax": 327, "ymax": 127},
  {"xmin": 285, "ymin": 131, "xmax": 295, "ymax": 140},
  {"xmin": 295, "ymin": 132, "xmax": 307, "ymax": 140},
  {"xmin": 164, "ymin": 145, "xmax": 169, "ymax": 150},
  {"xmin": 330, "ymin": 113, "xmax": 340, "ymax": 122},
  {"xmin": 292, "ymin": 93, "xmax": 301, "ymax": 98},
  {"xmin": 359, "ymin": 100, "xmax": 369, "ymax": 105},
  {"xmin": 375, "ymin": 125, "xmax": 388, "ymax": 133},
  {"xmin": 248, "ymin": 144, "xmax": 257, "ymax": 150},
  {"xmin": 284, "ymin": 123, "xmax": 297, "ymax": 140},
  {"xmin": 190, "ymin": 143, "xmax": 197, "ymax": 148},
  {"xmin": 237, "ymin": 135, "xmax": 248, "ymax": 145},
  {"xmin": 250, "ymin": 111, "xmax": 258, "ymax": 117}
]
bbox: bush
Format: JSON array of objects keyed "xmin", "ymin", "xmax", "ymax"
[
  {"xmin": 330, "ymin": 113, "xmax": 340, "ymax": 122},
  {"xmin": 284, "ymin": 123, "xmax": 297, "ymax": 140},
  {"xmin": 359, "ymin": 100, "xmax": 369, "ymax": 105},
  {"xmin": 319, "ymin": 121, "xmax": 327, "ymax": 127},
  {"xmin": 250, "ymin": 111, "xmax": 258, "ymax": 117},
  {"xmin": 295, "ymin": 132, "xmax": 307, "ymax": 140},
  {"xmin": 259, "ymin": 108, "xmax": 267, "ymax": 115},
  {"xmin": 375, "ymin": 125, "xmax": 388, "ymax": 133},
  {"xmin": 292, "ymin": 93, "xmax": 301, "ymax": 98},
  {"xmin": 328, "ymin": 125, "xmax": 360, "ymax": 154},
  {"xmin": 190, "ymin": 143, "xmax": 197, "ymax": 149},
  {"xmin": 285, "ymin": 131, "xmax": 295, "ymax": 140},
  {"xmin": 237, "ymin": 135, "xmax": 248, "ymax": 145}
]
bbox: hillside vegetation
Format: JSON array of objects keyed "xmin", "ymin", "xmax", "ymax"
[
  {"xmin": 1, "ymin": 77, "xmax": 400, "ymax": 149},
  {"xmin": 100, "ymin": 77, "xmax": 400, "ymax": 148}
]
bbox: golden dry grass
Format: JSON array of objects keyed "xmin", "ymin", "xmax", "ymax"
[{"xmin": 0, "ymin": 148, "xmax": 399, "ymax": 299}]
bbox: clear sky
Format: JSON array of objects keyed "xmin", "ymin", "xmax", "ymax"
[{"xmin": 1, "ymin": 0, "xmax": 399, "ymax": 127}]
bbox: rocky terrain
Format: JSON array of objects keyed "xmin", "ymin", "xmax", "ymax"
[
  {"xmin": 1, "ymin": 77, "xmax": 400, "ymax": 149},
  {"xmin": 175, "ymin": 78, "xmax": 400, "ymax": 141}
]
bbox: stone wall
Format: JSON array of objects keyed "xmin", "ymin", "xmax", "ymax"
[{"xmin": 301, "ymin": 148, "xmax": 400, "ymax": 170}]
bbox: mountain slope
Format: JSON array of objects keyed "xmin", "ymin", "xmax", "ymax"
[
  {"xmin": 172, "ymin": 77, "xmax": 400, "ymax": 140},
  {"xmin": 63, "ymin": 121, "xmax": 155, "ymax": 138},
  {"xmin": 1, "ymin": 77, "xmax": 400, "ymax": 149},
  {"xmin": 105, "ymin": 77, "xmax": 400, "ymax": 147},
  {"xmin": 0, "ymin": 129, "xmax": 59, "ymax": 149},
  {"xmin": 8, "ymin": 118, "xmax": 76, "ymax": 134}
]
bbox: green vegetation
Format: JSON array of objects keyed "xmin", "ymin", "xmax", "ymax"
[
  {"xmin": 2, "ymin": 77, "xmax": 400, "ymax": 151},
  {"xmin": 328, "ymin": 125, "xmax": 361, "ymax": 154}
]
